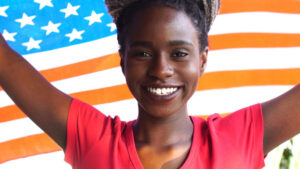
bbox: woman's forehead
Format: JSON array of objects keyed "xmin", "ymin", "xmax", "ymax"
[
  {"xmin": 125, "ymin": 6, "xmax": 199, "ymax": 45},
  {"xmin": 131, "ymin": 5, "xmax": 191, "ymax": 25}
]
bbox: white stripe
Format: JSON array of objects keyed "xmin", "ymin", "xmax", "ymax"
[
  {"xmin": 1, "ymin": 85, "xmax": 293, "ymax": 142},
  {"xmin": 52, "ymin": 67, "xmax": 126, "ymax": 94},
  {"xmin": 206, "ymin": 47, "xmax": 300, "ymax": 72},
  {"xmin": 210, "ymin": 12, "xmax": 300, "ymax": 35},
  {"xmin": 188, "ymin": 85, "xmax": 293, "ymax": 115},
  {"xmin": 23, "ymin": 35, "xmax": 119, "ymax": 71},
  {"xmin": 0, "ymin": 92, "xmax": 13, "ymax": 108},
  {"xmin": 0, "ymin": 118, "xmax": 43, "ymax": 143},
  {"xmin": 0, "ymin": 151, "xmax": 71, "ymax": 169},
  {"xmin": 94, "ymin": 99, "xmax": 138, "ymax": 122}
]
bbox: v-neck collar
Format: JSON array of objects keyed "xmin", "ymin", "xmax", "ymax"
[{"xmin": 125, "ymin": 116, "xmax": 200, "ymax": 169}]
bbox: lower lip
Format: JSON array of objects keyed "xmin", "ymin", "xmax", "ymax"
[{"xmin": 143, "ymin": 87, "xmax": 181, "ymax": 103}]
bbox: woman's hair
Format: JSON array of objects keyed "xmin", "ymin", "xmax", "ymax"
[{"xmin": 105, "ymin": 0, "xmax": 220, "ymax": 56}]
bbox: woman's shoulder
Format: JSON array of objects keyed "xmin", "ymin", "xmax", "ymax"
[{"xmin": 190, "ymin": 103, "xmax": 263, "ymax": 134}]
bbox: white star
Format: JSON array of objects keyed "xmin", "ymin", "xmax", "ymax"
[
  {"xmin": 0, "ymin": 6, "xmax": 9, "ymax": 17},
  {"xmin": 84, "ymin": 11, "xmax": 104, "ymax": 25},
  {"xmin": 60, "ymin": 3, "xmax": 80, "ymax": 18},
  {"xmin": 2, "ymin": 30, "xmax": 17, "ymax": 42},
  {"xmin": 22, "ymin": 37, "xmax": 42, "ymax": 51},
  {"xmin": 41, "ymin": 21, "xmax": 61, "ymax": 35},
  {"xmin": 34, "ymin": 0, "xmax": 53, "ymax": 10},
  {"xmin": 107, "ymin": 23, "xmax": 116, "ymax": 32},
  {"xmin": 65, "ymin": 29, "xmax": 85, "ymax": 42},
  {"xmin": 15, "ymin": 13, "xmax": 36, "ymax": 28}
]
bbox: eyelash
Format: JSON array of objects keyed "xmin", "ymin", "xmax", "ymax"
[
  {"xmin": 172, "ymin": 51, "xmax": 188, "ymax": 58},
  {"xmin": 133, "ymin": 51, "xmax": 152, "ymax": 57},
  {"xmin": 131, "ymin": 49, "xmax": 189, "ymax": 59}
]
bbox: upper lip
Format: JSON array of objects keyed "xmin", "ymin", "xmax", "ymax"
[{"xmin": 142, "ymin": 83, "xmax": 183, "ymax": 88}]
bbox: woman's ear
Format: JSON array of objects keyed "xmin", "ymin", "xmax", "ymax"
[{"xmin": 200, "ymin": 47, "xmax": 208, "ymax": 76}]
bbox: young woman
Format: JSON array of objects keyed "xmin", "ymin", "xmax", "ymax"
[{"xmin": 0, "ymin": 0, "xmax": 299, "ymax": 168}]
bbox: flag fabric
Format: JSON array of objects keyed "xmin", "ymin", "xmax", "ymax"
[{"xmin": 0, "ymin": 0, "xmax": 299, "ymax": 168}]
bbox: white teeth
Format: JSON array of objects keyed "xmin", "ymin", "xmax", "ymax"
[
  {"xmin": 162, "ymin": 88, "xmax": 167, "ymax": 95},
  {"xmin": 147, "ymin": 87, "xmax": 178, "ymax": 95}
]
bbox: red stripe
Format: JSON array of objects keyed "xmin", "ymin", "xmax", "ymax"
[
  {"xmin": 0, "ymin": 134, "xmax": 61, "ymax": 164},
  {"xmin": 220, "ymin": 0, "xmax": 300, "ymax": 14}
]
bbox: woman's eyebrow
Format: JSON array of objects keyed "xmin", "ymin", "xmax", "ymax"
[
  {"xmin": 130, "ymin": 41, "xmax": 153, "ymax": 47},
  {"xmin": 129, "ymin": 40, "xmax": 193, "ymax": 48},
  {"xmin": 168, "ymin": 40, "xmax": 193, "ymax": 46}
]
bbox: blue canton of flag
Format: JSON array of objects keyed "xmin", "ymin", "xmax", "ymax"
[{"xmin": 0, "ymin": 0, "xmax": 116, "ymax": 55}]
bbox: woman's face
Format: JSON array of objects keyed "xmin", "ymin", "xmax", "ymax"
[{"xmin": 121, "ymin": 5, "xmax": 207, "ymax": 118}]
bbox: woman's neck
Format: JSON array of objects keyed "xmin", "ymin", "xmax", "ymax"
[{"xmin": 133, "ymin": 110, "xmax": 194, "ymax": 148}]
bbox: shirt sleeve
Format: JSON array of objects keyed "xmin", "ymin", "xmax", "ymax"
[
  {"xmin": 207, "ymin": 104, "xmax": 265, "ymax": 169},
  {"xmin": 64, "ymin": 98, "xmax": 116, "ymax": 167}
]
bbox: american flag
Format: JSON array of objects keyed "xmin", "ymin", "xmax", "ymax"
[{"xmin": 0, "ymin": 0, "xmax": 299, "ymax": 168}]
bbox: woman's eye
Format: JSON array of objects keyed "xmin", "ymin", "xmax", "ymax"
[
  {"xmin": 172, "ymin": 51, "xmax": 188, "ymax": 58},
  {"xmin": 133, "ymin": 51, "xmax": 151, "ymax": 57}
]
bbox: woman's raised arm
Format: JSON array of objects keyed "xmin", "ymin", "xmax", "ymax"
[
  {"xmin": 0, "ymin": 33, "xmax": 72, "ymax": 149},
  {"xmin": 262, "ymin": 84, "xmax": 300, "ymax": 154}
]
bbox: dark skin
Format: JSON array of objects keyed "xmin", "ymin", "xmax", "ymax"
[
  {"xmin": 122, "ymin": 6, "xmax": 205, "ymax": 169},
  {"xmin": 0, "ymin": 4, "xmax": 300, "ymax": 169}
]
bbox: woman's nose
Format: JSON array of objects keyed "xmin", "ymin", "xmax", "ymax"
[{"xmin": 148, "ymin": 55, "xmax": 174, "ymax": 79}]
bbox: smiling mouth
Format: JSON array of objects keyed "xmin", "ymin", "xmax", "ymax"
[{"xmin": 147, "ymin": 87, "xmax": 179, "ymax": 96}]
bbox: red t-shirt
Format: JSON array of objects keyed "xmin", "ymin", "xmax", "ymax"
[{"xmin": 65, "ymin": 98, "xmax": 265, "ymax": 169}]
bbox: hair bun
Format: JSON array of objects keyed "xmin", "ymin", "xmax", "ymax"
[
  {"xmin": 105, "ymin": 0, "xmax": 137, "ymax": 21},
  {"xmin": 196, "ymin": 0, "xmax": 220, "ymax": 31},
  {"xmin": 105, "ymin": 0, "xmax": 220, "ymax": 31}
]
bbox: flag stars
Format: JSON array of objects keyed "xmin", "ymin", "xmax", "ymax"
[
  {"xmin": 60, "ymin": 3, "xmax": 80, "ymax": 18},
  {"xmin": 15, "ymin": 13, "xmax": 36, "ymax": 28},
  {"xmin": 22, "ymin": 37, "xmax": 42, "ymax": 51},
  {"xmin": 34, "ymin": 0, "xmax": 53, "ymax": 10},
  {"xmin": 2, "ymin": 30, "xmax": 17, "ymax": 42},
  {"xmin": 65, "ymin": 28, "xmax": 84, "ymax": 42},
  {"xmin": 107, "ymin": 23, "xmax": 116, "ymax": 32},
  {"xmin": 41, "ymin": 21, "xmax": 61, "ymax": 35},
  {"xmin": 84, "ymin": 11, "xmax": 104, "ymax": 25},
  {"xmin": 0, "ymin": 6, "xmax": 9, "ymax": 17}
]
